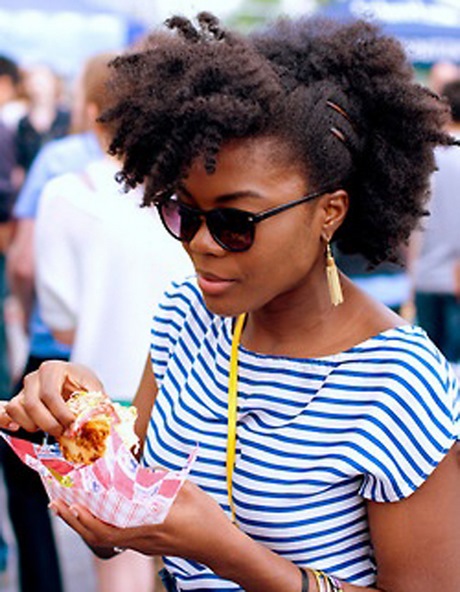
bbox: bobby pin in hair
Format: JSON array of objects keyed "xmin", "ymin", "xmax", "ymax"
[
  {"xmin": 326, "ymin": 100, "xmax": 354, "ymax": 127},
  {"xmin": 329, "ymin": 126, "xmax": 346, "ymax": 144},
  {"xmin": 327, "ymin": 100, "xmax": 358, "ymax": 152}
]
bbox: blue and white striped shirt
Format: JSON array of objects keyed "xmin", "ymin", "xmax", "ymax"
[{"xmin": 144, "ymin": 277, "xmax": 460, "ymax": 590}]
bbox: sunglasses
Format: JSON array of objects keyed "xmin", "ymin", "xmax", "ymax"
[{"xmin": 155, "ymin": 188, "xmax": 327, "ymax": 252}]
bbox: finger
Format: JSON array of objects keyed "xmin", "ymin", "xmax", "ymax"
[
  {"xmin": 6, "ymin": 393, "xmax": 42, "ymax": 432},
  {"xmin": 49, "ymin": 500, "xmax": 98, "ymax": 544},
  {"xmin": 69, "ymin": 503, "xmax": 121, "ymax": 541},
  {"xmin": 6, "ymin": 360, "xmax": 102, "ymax": 436},
  {"xmin": 62, "ymin": 364, "xmax": 104, "ymax": 399},
  {"xmin": 39, "ymin": 361, "xmax": 104, "ymax": 426},
  {"xmin": 0, "ymin": 401, "xmax": 20, "ymax": 431},
  {"xmin": 51, "ymin": 501, "xmax": 122, "ymax": 549},
  {"xmin": 33, "ymin": 363, "xmax": 78, "ymax": 431},
  {"xmin": 20, "ymin": 371, "xmax": 71, "ymax": 437}
]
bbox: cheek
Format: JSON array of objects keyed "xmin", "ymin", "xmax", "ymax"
[
  {"xmin": 245, "ymin": 218, "xmax": 315, "ymax": 288},
  {"xmin": 261, "ymin": 212, "xmax": 313, "ymax": 261}
]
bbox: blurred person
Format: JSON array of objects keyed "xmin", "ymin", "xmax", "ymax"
[
  {"xmin": 428, "ymin": 61, "xmax": 460, "ymax": 95},
  {"xmin": 35, "ymin": 96, "xmax": 192, "ymax": 592},
  {"xmin": 0, "ymin": 55, "xmax": 21, "ymax": 239},
  {"xmin": 0, "ymin": 55, "xmax": 26, "ymax": 129},
  {"xmin": 0, "ymin": 55, "xmax": 21, "ymax": 117},
  {"xmin": 411, "ymin": 79, "xmax": 460, "ymax": 365},
  {"xmin": 2, "ymin": 54, "xmax": 111, "ymax": 592},
  {"xmin": 16, "ymin": 64, "xmax": 71, "ymax": 173},
  {"xmin": 0, "ymin": 54, "xmax": 22, "ymax": 399},
  {"xmin": 8, "ymin": 45, "xmax": 169, "ymax": 592},
  {"xmin": 0, "ymin": 52, "xmax": 21, "ymax": 583}
]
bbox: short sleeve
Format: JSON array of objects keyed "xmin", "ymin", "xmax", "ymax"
[
  {"xmin": 359, "ymin": 333, "xmax": 460, "ymax": 502},
  {"xmin": 150, "ymin": 278, "xmax": 205, "ymax": 384}
]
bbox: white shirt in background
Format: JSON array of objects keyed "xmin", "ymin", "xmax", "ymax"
[{"xmin": 35, "ymin": 158, "xmax": 193, "ymax": 402}]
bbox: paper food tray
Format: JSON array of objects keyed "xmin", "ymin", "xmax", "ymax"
[{"xmin": 1, "ymin": 430, "xmax": 196, "ymax": 528}]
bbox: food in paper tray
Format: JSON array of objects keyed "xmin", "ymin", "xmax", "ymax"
[
  {"xmin": 0, "ymin": 391, "xmax": 197, "ymax": 527},
  {"xmin": 57, "ymin": 390, "xmax": 138, "ymax": 465}
]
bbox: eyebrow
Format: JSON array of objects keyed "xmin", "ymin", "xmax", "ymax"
[{"xmin": 177, "ymin": 184, "xmax": 264, "ymax": 205}]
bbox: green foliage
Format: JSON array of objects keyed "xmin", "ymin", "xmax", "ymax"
[{"xmin": 228, "ymin": 0, "xmax": 283, "ymax": 31}]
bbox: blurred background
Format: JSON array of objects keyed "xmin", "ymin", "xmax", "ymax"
[
  {"xmin": 0, "ymin": 1, "xmax": 459, "ymax": 592},
  {"xmin": 0, "ymin": 0, "xmax": 459, "ymax": 79}
]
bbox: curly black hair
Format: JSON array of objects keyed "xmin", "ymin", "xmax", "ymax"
[{"xmin": 101, "ymin": 12, "xmax": 456, "ymax": 265}]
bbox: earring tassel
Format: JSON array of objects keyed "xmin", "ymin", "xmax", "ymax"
[{"xmin": 326, "ymin": 244, "xmax": 344, "ymax": 306}]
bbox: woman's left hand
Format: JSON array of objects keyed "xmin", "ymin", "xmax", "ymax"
[{"xmin": 50, "ymin": 479, "xmax": 240, "ymax": 570}]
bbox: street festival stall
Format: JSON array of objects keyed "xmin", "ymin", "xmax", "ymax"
[{"xmin": 319, "ymin": 0, "xmax": 460, "ymax": 65}]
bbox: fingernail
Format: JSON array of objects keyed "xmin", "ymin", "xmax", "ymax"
[
  {"xmin": 48, "ymin": 502, "xmax": 59, "ymax": 516},
  {"xmin": 69, "ymin": 505, "xmax": 79, "ymax": 519},
  {"xmin": 7, "ymin": 421, "xmax": 19, "ymax": 430}
]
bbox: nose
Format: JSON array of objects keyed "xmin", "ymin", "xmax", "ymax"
[{"xmin": 188, "ymin": 216, "xmax": 225, "ymax": 255}]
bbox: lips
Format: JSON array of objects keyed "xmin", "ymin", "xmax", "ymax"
[{"xmin": 196, "ymin": 271, "xmax": 236, "ymax": 296}]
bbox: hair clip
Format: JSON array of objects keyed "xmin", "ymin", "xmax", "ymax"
[
  {"xmin": 327, "ymin": 100, "xmax": 357, "ymax": 153},
  {"xmin": 329, "ymin": 126, "xmax": 346, "ymax": 144},
  {"xmin": 326, "ymin": 100, "xmax": 354, "ymax": 126}
]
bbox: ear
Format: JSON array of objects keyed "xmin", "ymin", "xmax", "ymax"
[
  {"xmin": 321, "ymin": 189, "xmax": 349, "ymax": 240},
  {"xmin": 85, "ymin": 102, "xmax": 101, "ymax": 128}
]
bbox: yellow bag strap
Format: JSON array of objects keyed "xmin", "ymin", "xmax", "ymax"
[{"xmin": 226, "ymin": 312, "xmax": 246, "ymax": 524}]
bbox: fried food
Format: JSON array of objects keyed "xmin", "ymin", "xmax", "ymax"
[{"xmin": 57, "ymin": 391, "xmax": 138, "ymax": 465}]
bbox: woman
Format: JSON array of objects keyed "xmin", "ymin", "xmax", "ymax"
[
  {"xmin": 15, "ymin": 64, "xmax": 70, "ymax": 172},
  {"xmin": 2, "ymin": 13, "xmax": 460, "ymax": 592}
]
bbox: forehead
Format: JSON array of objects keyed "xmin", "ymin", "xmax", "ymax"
[{"xmin": 185, "ymin": 137, "xmax": 308, "ymax": 196}]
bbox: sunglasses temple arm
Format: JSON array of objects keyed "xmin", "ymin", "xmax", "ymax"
[{"xmin": 252, "ymin": 189, "xmax": 328, "ymax": 223}]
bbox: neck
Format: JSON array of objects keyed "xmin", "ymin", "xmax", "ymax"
[
  {"xmin": 242, "ymin": 268, "xmax": 347, "ymax": 358},
  {"xmin": 240, "ymin": 272, "xmax": 403, "ymax": 359}
]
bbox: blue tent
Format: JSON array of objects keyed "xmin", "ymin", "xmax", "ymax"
[
  {"xmin": 319, "ymin": 0, "xmax": 460, "ymax": 64},
  {"xmin": 0, "ymin": 0, "xmax": 146, "ymax": 77}
]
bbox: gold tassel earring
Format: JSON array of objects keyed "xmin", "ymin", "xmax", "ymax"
[{"xmin": 326, "ymin": 242, "xmax": 344, "ymax": 306}]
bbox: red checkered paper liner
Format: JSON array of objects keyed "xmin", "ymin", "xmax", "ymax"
[{"xmin": 0, "ymin": 431, "xmax": 197, "ymax": 527}]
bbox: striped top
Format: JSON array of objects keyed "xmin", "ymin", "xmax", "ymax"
[{"xmin": 144, "ymin": 277, "xmax": 460, "ymax": 590}]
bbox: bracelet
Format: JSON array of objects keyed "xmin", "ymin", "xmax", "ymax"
[
  {"xmin": 329, "ymin": 574, "xmax": 342, "ymax": 592},
  {"xmin": 311, "ymin": 569, "xmax": 343, "ymax": 592},
  {"xmin": 300, "ymin": 568, "xmax": 310, "ymax": 592},
  {"xmin": 312, "ymin": 570, "xmax": 327, "ymax": 592}
]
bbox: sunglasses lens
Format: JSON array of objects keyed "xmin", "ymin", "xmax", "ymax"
[
  {"xmin": 158, "ymin": 198, "xmax": 255, "ymax": 252},
  {"xmin": 160, "ymin": 198, "xmax": 201, "ymax": 242},
  {"xmin": 209, "ymin": 209, "xmax": 254, "ymax": 252}
]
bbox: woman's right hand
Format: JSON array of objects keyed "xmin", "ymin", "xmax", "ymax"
[{"xmin": 5, "ymin": 361, "xmax": 104, "ymax": 437}]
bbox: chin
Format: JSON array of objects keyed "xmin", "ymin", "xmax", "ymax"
[{"xmin": 201, "ymin": 294, "xmax": 247, "ymax": 318}]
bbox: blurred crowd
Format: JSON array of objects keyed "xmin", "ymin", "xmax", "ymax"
[
  {"xmin": 0, "ymin": 48, "xmax": 192, "ymax": 592},
  {"xmin": 0, "ymin": 41, "xmax": 458, "ymax": 592}
]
